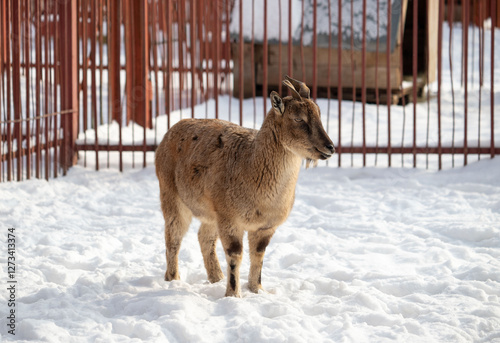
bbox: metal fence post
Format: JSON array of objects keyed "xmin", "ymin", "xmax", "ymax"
[
  {"xmin": 124, "ymin": 0, "xmax": 151, "ymax": 129},
  {"xmin": 109, "ymin": 0, "xmax": 123, "ymax": 170},
  {"xmin": 12, "ymin": 0, "xmax": 22, "ymax": 181},
  {"xmin": 59, "ymin": 0, "xmax": 79, "ymax": 174}
]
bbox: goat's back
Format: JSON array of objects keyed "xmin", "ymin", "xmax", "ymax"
[{"xmin": 155, "ymin": 119, "xmax": 259, "ymax": 221}]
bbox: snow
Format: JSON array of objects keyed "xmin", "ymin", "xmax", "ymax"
[{"xmin": 1, "ymin": 155, "xmax": 500, "ymax": 342}]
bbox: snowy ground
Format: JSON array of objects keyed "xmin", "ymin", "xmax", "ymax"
[{"xmin": 1, "ymin": 155, "xmax": 499, "ymax": 342}]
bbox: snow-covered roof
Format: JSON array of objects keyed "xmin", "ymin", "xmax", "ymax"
[{"xmin": 230, "ymin": 0, "xmax": 404, "ymax": 52}]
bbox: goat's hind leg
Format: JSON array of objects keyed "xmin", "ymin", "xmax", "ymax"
[
  {"xmin": 198, "ymin": 222, "xmax": 224, "ymax": 283},
  {"xmin": 161, "ymin": 190, "xmax": 192, "ymax": 281}
]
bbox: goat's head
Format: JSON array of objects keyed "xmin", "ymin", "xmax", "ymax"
[{"xmin": 270, "ymin": 75, "xmax": 335, "ymax": 166}]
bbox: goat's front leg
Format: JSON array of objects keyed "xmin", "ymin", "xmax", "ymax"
[
  {"xmin": 219, "ymin": 225, "xmax": 244, "ymax": 297},
  {"xmin": 248, "ymin": 228, "xmax": 276, "ymax": 293}
]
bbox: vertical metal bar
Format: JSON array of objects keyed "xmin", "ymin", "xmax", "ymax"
[
  {"xmin": 251, "ymin": 0, "xmax": 256, "ymax": 127},
  {"xmin": 214, "ymin": 0, "xmax": 219, "ymax": 118},
  {"xmin": 141, "ymin": 0, "xmax": 147, "ymax": 167},
  {"xmin": 91, "ymin": 0, "xmax": 99, "ymax": 170},
  {"xmin": 425, "ymin": 0, "xmax": 431, "ymax": 169},
  {"xmin": 48, "ymin": 1, "xmax": 53, "ymax": 176},
  {"xmin": 477, "ymin": 0, "xmax": 481, "ymax": 161},
  {"xmin": 0, "ymin": 35, "xmax": 2, "ymax": 181},
  {"xmin": 471, "ymin": 2, "xmax": 475, "ymax": 88},
  {"xmin": 152, "ymin": 0, "xmax": 159, "ymax": 146},
  {"xmin": 130, "ymin": 0, "xmax": 137, "ymax": 168},
  {"xmin": 300, "ymin": 0, "xmax": 305, "ymax": 80},
  {"xmin": 44, "ymin": 0, "xmax": 50, "ymax": 180},
  {"xmin": 178, "ymin": 0, "xmax": 184, "ymax": 118},
  {"xmin": 326, "ymin": 0, "xmax": 332, "ymax": 166},
  {"xmin": 12, "ymin": 0, "xmax": 22, "ymax": 181},
  {"xmin": 5, "ymin": 0, "xmax": 12, "ymax": 181},
  {"xmin": 478, "ymin": 0, "xmax": 484, "ymax": 160},
  {"xmin": 124, "ymin": 0, "xmax": 132, "ymax": 126},
  {"xmin": 53, "ymin": 2, "xmax": 59, "ymax": 178},
  {"xmin": 278, "ymin": 0, "xmax": 282, "ymax": 95},
  {"xmin": 263, "ymin": 0, "xmax": 268, "ymax": 116},
  {"xmin": 35, "ymin": 0, "xmax": 41, "ymax": 178},
  {"xmin": 337, "ymin": 0, "xmax": 342, "ymax": 167},
  {"xmin": 461, "ymin": 0, "xmax": 465, "ymax": 87},
  {"xmin": 62, "ymin": 0, "xmax": 70, "ymax": 174},
  {"xmin": 386, "ymin": 0, "xmax": 392, "ymax": 167},
  {"xmin": 0, "ymin": 0, "xmax": 5, "ymax": 182},
  {"xmin": 479, "ymin": 1, "xmax": 484, "ymax": 87},
  {"xmin": 200, "ymin": 0, "xmax": 205, "ymax": 107},
  {"xmin": 99, "ymin": 0, "xmax": 111, "ymax": 169},
  {"xmin": 361, "ymin": 0, "xmax": 367, "ymax": 167},
  {"xmin": 202, "ymin": 0, "xmax": 209, "ymax": 115},
  {"xmin": 191, "ymin": 0, "xmax": 196, "ymax": 118},
  {"xmin": 83, "ymin": 0, "xmax": 88, "ymax": 168},
  {"xmin": 166, "ymin": 0, "xmax": 172, "ymax": 128},
  {"xmin": 158, "ymin": 0, "xmax": 165, "ymax": 119},
  {"xmin": 24, "ymin": 0, "xmax": 31, "ymax": 179},
  {"xmin": 492, "ymin": 0, "xmax": 496, "ymax": 159},
  {"xmin": 312, "ymin": 0, "xmax": 317, "ymax": 101},
  {"xmin": 288, "ymin": 0, "xmax": 292, "ymax": 77},
  {"xmin": 375, "ymin": 0, "xmax": 380, "ymax": 166},
  {"xmin": 463, "ymin": 0, "xmax": 469, "ymax": 166},
  {"xmin": 437, "ymin": 0, "xmax": 444, "ymax": 169},
  {"xmin": 0, "ymin": 0, "xmax": 3, "ymax": 84},
  {"xmin": 349, "ymin": 0, "xmax": 355, "ymax": 167},
  {"xmin": 109, "ymin": 0, "xmax": 122, "ymax": 170},
  {"xmin": 412, "ymin": 0, "xmax": 418, "ymax": 168},
  {"xmin": 400, "ymin": 0, "xmax": 407, "ymax": 167},
  {"xmin": 238, "ymin": 0, "xmax": 243, "ymax": 126},
  {"xmin": 124, "ymin": 0, "xmax": 134, "ymax": 167},
  {"xmin": 159, "ymin": 0, "xmax": 166, "ymax": 120},
  {"xmin": 225, "ymin": 0, "xmax": 231, "ymax": 120},
  {"xmin": 99, "ymin": 0, "xmax": 104, "ymax": 129},
  {"xmin": 59, "ymin": 0, "xmax": 78, "ymax": 174},
  {"xmin": 448, "ymin": 0, "xmax": 456, "ymax": 168}
]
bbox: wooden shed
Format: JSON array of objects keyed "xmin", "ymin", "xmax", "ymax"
[{"xmin": 231, "ymin": 0, "xmax": 439, "ymax": 104}]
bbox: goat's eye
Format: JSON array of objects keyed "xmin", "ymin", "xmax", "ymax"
[{"xmin": 294, "ymin": 118, "xmax": 303, "ymax": 122}]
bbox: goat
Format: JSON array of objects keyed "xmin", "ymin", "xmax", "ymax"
[{"xmin": 155, "ymin": 76, "xmax": 334, "ymax": 297}]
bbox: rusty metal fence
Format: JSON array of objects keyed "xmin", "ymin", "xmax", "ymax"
[
  {"xmin": 1, "ymin": 0, "xmax": 77, "ymax": 182},
  {"xmin": 1, "ymin": 0, "xmax": 498, "ymax": 182}
]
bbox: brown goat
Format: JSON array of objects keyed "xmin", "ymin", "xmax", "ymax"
[{"xmin": 155, "ymin": 76, "xmax": 334, "ymax": 297}]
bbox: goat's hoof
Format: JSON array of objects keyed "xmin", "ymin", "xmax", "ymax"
[
  {"xmin": 248, "ymin": 283, "xmax": 264, "ymax": 294},
  {"xmin": 164, "ymin": 271, "xmax": 180, "ymax": 281},
  {"xmin": 224, "ymin": 289, "xmax": 241, "ymax": 298},
  {"xmin": 208, "ymin": 271, "xmax": 224, "ymax": 284}
]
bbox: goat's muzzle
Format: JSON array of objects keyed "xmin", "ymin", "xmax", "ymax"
[{"xmin": 315, "ymin": 143, "xmax": 335, "ymax": 160}]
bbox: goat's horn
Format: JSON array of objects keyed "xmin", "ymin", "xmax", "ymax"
[
  {"xmin": 284, "ymin": 75, "xmax": 310, "ymax": 99},
  {"xmin": 282, "ymin": 79, "xmax": 302, "ymax": 100}
]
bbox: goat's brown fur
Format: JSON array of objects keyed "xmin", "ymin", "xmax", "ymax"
[{"xmin": 155, "ymin": 77, "xmax": 334, "ymax": 297}]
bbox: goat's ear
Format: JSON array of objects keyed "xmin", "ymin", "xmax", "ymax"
[{"xmin": 270, "ymin": 91, "xmax": 284, "ymax": 115}]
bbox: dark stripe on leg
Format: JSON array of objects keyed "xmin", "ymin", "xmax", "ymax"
[
  {"xmin": 256, "ymin": 236, "xmax": 271, "ymax": 253},
  {"xmin": 230, "ymin": 273, "xmax": 236, "ymax": 291},
  {"xmin": 227, "ymin": 240, "xmax": 242, "ymax": 256}
]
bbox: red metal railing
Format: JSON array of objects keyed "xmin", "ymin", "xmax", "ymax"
[
  {"xmin": 1, "ymin": 0, "xmax": 498, "ymax": 182},
  {"xmin": 1, "ymin": 0, "xmax": 77, "ymax": 182}
]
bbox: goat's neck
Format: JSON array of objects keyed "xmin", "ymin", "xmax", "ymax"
[{"xmin": 251, "ymin": 113, "xmax": 302, "ymax": 188}]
